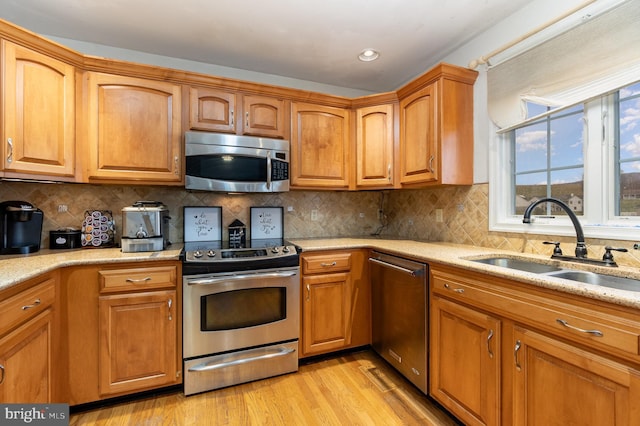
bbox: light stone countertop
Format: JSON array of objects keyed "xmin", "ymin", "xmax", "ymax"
[
  {"xmin": 289, "ymin": 237, "xmax": 640, "ymax": 310},
  {"xmin": 0, "ymin": 246, "xmax": 183, "ymax": 291}
]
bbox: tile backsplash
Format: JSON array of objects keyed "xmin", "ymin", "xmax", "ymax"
[{"xmin": 2, "ymin": 180, "xmax": 639, "ymax": 267}]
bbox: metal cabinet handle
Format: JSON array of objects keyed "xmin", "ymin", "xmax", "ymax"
[
  {"xmin": 387, "ymin": 164, "xmax": 392, "ymax": 182},
  {"xmin": 168, "ymin": 298, "xmax": 173, "ymax": 321},
  {"xmin": 6, "ymin": 138, "xmax": 13, "ymax": 164},
  {"xmin": 0, "ymin": 364, "xmax": 4, "ymax": 384},
  {"xmin": 514, "ymin": 340, "xmax": 522, "ymax": 371},
  {"xmin": 444, "ymin": 283, "xmax": 464, "ymax": 294},
  {"xmin": 126, "ymin": 277, "xmax": 152, "ymax": 283},
  {"xmin": 306, "ymin": 284, "xmax": 310, "ymax": 301},
  {"xmin": 487, "ymin": 329, "xmax": 494, "ymax": 358},
  {"xmin": 428, "ymin": 155, "xmax": 434, "ymax": 173},
  {"xmin": 246, "ymin": 111, "xmax": 250, "ymax": 127},
  {"xmin": 174, "ymin": 156, "xmax": 179, "ymax": 175},
  {"xmin": 21, "ymin": 298, "xmax": 41, "ymax": 310},
  {"xmin": 556, "ymin": 319, "xmax": 603, "ymax": 337},
  {"xmin": 320, "ymin": 262, "xmax": 337, "ymax": 267},
  {"xmin": 230, "ymin": 110, "xmax": 234, "ymax": 126}
]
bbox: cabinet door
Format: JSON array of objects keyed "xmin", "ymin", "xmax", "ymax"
[
  {"xmin": 356, "ymin": 104, "xmax": 394, "ymax": 188},
  {"xmin": 99, "ymin": 290, "xmax": 177, "ymax": 396},
  {"xmin": 84, "ymin": 73, "xmax": 182, "ymax": 183},
  {"xmin": 189, "ymin": 87, "xmax": 237, "ymax": 133},
  {"xmin": 301, "ymin": 272, "xmax": 352, "ymax": 355},
  {"xmin": 430, "ymin": 295, "xmax": 500, "ymax": 426},
  {"xmin": 291, "ymin": 102, "xmax": 350, "ymax": 189},
  {"xmin": 2, "ymin": 40, "xmax": 75, "ymax": 177},
  {"xmin": 0, "ymin": 310, "xmax": 53, "ymax": 403},
  {"xmin": 512, "ymin": 326, "xmax": 640, "ymax": 426},
  {"xmin": 399, "ymin": 83, "xmax": 437, "ymax": 185},
  {"xmin": 242, "ymin": 95, "xmax": 287, "ymax": 138}
]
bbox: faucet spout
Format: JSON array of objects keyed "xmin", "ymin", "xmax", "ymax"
[{"xmin": 522, "ymin": 197, "xmax": 587, "ymax": 258}]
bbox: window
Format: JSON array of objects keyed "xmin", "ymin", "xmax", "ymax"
[{"xmin": 490, "ymin": 81, "xmax": 640, "ymax": 241}]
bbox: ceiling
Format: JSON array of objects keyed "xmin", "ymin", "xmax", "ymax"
[{"xmin": 0, "ymin": 0, "xmax": 534, "ymax": 93}]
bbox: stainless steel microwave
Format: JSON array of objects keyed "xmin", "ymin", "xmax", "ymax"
[{"xmin": 185, "ymin": 131, "xmax": 290, "ymax": 192}]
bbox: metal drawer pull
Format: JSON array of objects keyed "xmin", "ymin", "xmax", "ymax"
[
  {"xmin": 320, "ymin": 262, "xmax": 337, "ymax": 267},
  {"xmin": 168, "ymin": 298, "xmax": 173, "ymax": 321},
  {"xmin": 188, "ymin": 347, "xmax": 295, "ymax": 372},
  {"xmin": 306, "ymin": 284, "xmax": 310, "ymax": 301},
  {"xmin": 0, "ymin": 364, "xmax": 4, "ymax": 384},
  {"xmin": 125, "ymin": 277, "xmax": 152, "ymax": 283},
  {"xmin": 487, "ymin": 329, "xmax": 494, "ymax": 358},
  {"xmin": 556, "ymin": 319, "xmax": 603, "ymax": 337},
  {"xmin": 514, "ymin": 340, "xmax": 522, "ymax": 371},
  {"xmin": 6, "ymin": 138, "xmax": 13, "ymax": 164},
  {"xmin": 21, "ymin": 298, "xmax": 41, "ymax": 310},
  {"xmin": 444, "ymin": 283, "xmax": 464, "ymax": 293}
]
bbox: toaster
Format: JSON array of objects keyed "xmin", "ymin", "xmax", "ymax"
[{"xmin": 121, "ymin": 201, "xmax": 170, "ymax": 253}]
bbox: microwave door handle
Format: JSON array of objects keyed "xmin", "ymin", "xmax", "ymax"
[{"xmin": 266, "ymin": 151, "xmax": 272, "ymax": 190}]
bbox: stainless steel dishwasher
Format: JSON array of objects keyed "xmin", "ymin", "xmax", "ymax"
[{"xmin": 369, "ymin": 251, "xmax": 428, "ymax": 393}]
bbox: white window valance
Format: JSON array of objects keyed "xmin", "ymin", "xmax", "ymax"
[{"xmin": 488, "ymin": 0, "xmax": 640, "ymax": 129}]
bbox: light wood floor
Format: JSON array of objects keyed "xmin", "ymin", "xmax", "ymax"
[{"xmin": 69, "ymin": 349, "xmax": 460, "ymax": 426}]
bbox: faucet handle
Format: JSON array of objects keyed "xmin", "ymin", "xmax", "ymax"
[
  {"xmin": 602, "ymin": 246, "xmax": 628, "ymax": 265},
  {"xmin": 543, "ymin": 241, "xmax": 563, "ymax": 256}
]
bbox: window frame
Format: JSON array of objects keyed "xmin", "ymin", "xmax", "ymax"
[{"xmin": 489, "ymin": 92, "xmax": 640, "ymax": 242}]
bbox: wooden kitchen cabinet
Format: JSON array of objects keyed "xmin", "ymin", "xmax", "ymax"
[
  {"xmin": 189, "ymin": 87, "xmax": 289, "ymax": 139},
  {"xmin": 300, "ymin": 249, "xmax": 370, "ymax": 357},
  {"xmin": 430, "ymin": 293, "xmax": 501, "ymax": 426},
  {"xmin": 512, "ymin": 326, "xmax": 640, "ymax": 426},
  {"xmin": 82, "ymin": 72, "xmax": 182, "ymax": 184},
  {"xmin": 0, "ymin": 273, "xmax": 57, "ymax": 403},
  {"xmin": 1, "ymin": 40, "xmax": 76, "ymax": 179},
  {"xmin": 290, "ymin": 102, "xmax": 351, "ymax": 189},
  {"xmin": 63, "ymin": 261, "xmax": 181, "ymax": 405},
  {"xmin": 355, "ymin": 103, "xmax": 396, "ymax": 189},
  {"xmin": 397, "ymin": 64, "xmax": 477, "ymax": 187}
]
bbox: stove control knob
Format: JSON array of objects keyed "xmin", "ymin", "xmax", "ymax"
[
  {"xmin": 282, "ymin": 246, "xmax": 290, "ymax": 253},
  {"xmin": 271, "ymin": 247, "xmax": 280, "ymax": 254},
  {"xmin": 207, "ymin": 250, "xmax": 216, "ymax": 258},
  {"xmin": 193, "ymin": 250, "xmax": 203, "ymax": 258}
]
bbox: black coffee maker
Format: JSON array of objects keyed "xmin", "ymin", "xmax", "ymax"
[{"xmin": 0, "ymin": 200, "xmax": 44, "ymax": 254}]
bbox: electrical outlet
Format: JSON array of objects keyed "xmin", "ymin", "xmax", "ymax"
[
  {"xmin": 359, "ymin": 212, "xmax": 365, "ymax": 218},
  {"xmin": 311, "ymin": 210, "xmax": 318, "ymax": 221},
  {"xmin": 58, "ymin": 204, "xmax": 68, "ymax": 213},
  {"xmin": 287, "ymin": 206, "xmax": 294, "ymax": 212},
  {"xmin": 435, "ymin": 209, "xmax": 443, "ymax": 222}
]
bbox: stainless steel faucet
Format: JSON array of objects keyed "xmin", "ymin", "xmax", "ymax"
[{"xmin": 522, "ymin": 197, "xmax": 588, "ymax": 258}]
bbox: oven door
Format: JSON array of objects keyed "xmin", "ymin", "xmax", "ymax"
[{"xmin": 183, "ymin": 266, "xmax": 300, "ymax": 359}]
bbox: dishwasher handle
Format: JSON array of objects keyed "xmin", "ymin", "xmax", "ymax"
[{"xmin": 368, "ymin": 257, "xmax": 423, "ymax": 277}]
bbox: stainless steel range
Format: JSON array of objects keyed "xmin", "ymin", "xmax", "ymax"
[{"xmin": 181, "ymin": 239, "xmax": 300, "ymax": 395}]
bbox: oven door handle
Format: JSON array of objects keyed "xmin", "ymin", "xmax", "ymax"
[
  {"xmin": 188, "ymin": 346, "xmax": 296, "ymax": 372},
  {"xmin": 186, "ymin": 270, "xmax": 298, "ymax": 286}
]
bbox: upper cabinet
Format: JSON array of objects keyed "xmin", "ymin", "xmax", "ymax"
[
  {"xmin": 189, "ymin": 87, "xmax": 289, "ymax": 139},
  {"xmin": 290, "ymin": 102, "xmax": 351, "ymax": 189},
  {"xmin": 355, "ymin": 103, "xmax": 396, "ymax": 189},
  {"xmin": 1, "ymin": 40, "xmax": 76, "ymax": 179},
  {"xmin": 397, "ymin": 64, "xmax": 477, "ymax": 187},
  {"xmin": 81, "ymin": 73, "xmax": 183, "ymax": 184}
]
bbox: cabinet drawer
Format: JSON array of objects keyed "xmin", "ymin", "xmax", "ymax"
[
  {"xmin": 432, "ymin": 269, "xmax": 640, "ymax": 362},
  {"xmin": 302, "ymin": 253, "xmax": 352, "ymax": 274},
  {"xmin": 0, "ymin": 278, "xmax": 55, "ymax": 336},
  {"xmin": 99, "ymin": 266, "xmax": 177, "ymax": 293}
]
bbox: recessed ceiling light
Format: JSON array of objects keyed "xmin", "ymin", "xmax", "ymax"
[{"xmin": 358, "ymin": 48, "xmax": 380, "ymax": 62}]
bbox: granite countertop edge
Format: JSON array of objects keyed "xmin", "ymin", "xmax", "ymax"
[{"xmin": 289, "ymin": 237, "xmax": 640, "ymax": 310}]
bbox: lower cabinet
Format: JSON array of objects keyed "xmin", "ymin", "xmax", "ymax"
[
  {"xmin": 430, "ymin": 295, "xmax": 501, "ymax": 426},
  {"xmin": 299, "ymin": 249, "xmax": 370, "ymax": 358},
  {"xmin": 64, "ymin": 261, "xmax": 181, "ymax": 405},
  {"xmin": 431, "ymin": 265, "xmax": 640, "ymax": 426},
  {"xmin": 0, "ymin": 273, "xmax": 57, "ymax": 403}
]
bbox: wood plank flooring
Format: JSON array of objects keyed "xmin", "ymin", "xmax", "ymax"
[{"xmin": 69, "ymin": 349, "xmax": 460, "ymax": 426}]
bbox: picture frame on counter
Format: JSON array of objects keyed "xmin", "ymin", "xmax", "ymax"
[
  {"xmin": 183, "ymin": 206, "xmax": 222, "ymax": 242},
  {"xmin": 250, "ymin": 206, "xmax": 283, "ymax": 240}
]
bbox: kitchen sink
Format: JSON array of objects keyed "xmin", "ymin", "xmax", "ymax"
[
  {"xmin": 469, "ymin": 256, "xmax": 640, "ymax": 292},
  {"xmin": 544, "ymin": 270, "xmax": 640, "ymax": 292},
  {"xmin": 471, "ymin": 257, "xmax": 562, "ymax": 274}
]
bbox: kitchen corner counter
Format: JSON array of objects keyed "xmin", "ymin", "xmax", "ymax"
[
  {"xmin": 0, "ymin": 246, "xmax": 183, "ymax": 292},
  {"xmin": 290, "ymin": 237, "xmax": 640, "ymax": 310}
]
